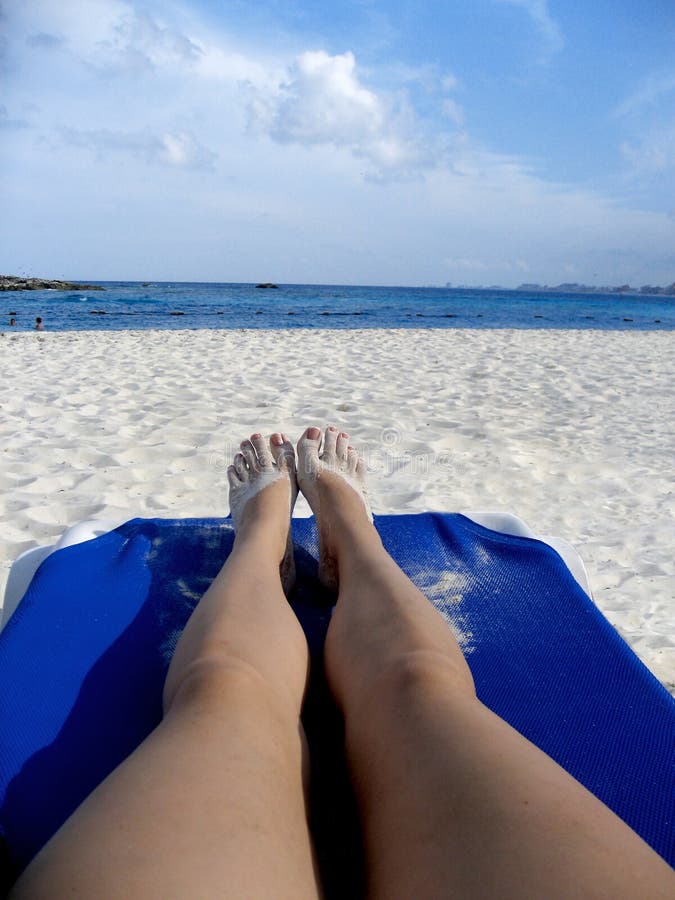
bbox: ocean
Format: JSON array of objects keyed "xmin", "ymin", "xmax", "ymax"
[{"xmin": 3, "ymin": 282, "xmax": 674, "ymax": 332}]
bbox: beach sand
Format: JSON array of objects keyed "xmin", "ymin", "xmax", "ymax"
[{"xmin": 1, "ymin": 327, "xmax": 673, "ymax": 693}]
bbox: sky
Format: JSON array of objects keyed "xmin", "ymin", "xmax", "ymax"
[{"xmin": 1, "ymin": 0, "xmax": 675, "ymax": 287}]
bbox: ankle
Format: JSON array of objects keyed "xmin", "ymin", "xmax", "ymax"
[
  {"xmin": 328, "ymin": 525, "xmax": 386, "ymax": 590},
  {"xmin": 233, "ymin": 518, "xmax": 288, "ymax": 562}
]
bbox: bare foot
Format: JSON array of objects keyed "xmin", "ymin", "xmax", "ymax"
[
  {"xmin": 228, "ymin": 432, "xmax": 297, "ymax": 592},
  {"xmin": 296, "ymin": 425, "xmax": 374, "ymax": 590}
]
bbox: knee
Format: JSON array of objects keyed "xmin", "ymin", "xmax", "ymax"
[
  {"xmin": 351, "ymin": 650, "xmax": 476, "ymax": 722},
  {"xmin": 389, "ymin": 649, "xmax": 474, "ymax": 696},
  {"xmin": 163, "ymin": 654, "xmax": 282, "ymax": 719}
]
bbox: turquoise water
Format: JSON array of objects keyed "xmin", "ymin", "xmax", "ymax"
[{"xmin": 3, "ymin": 282, "xmax": 674, "ymax": 331}]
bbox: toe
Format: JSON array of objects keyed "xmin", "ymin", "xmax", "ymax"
[
  {"xmin": 336, "ymin": 431, "xmax": 350, "ymax": 463},
  {"xmin": 240, "ymin": 439, "xmax": 259, "ymax": 472},
  {"xmin": 233, "ymin": 452, "xmax": 248, "ymax": 480},
  {"xmin": 322, "ymin": 426, "xmax": 339, "ymax": 462},
  {"xmin": 271, "ymin": 432, "xmax": 296, "ymax": 474},
  {"xmin": 251, "ymin": 432, "xmax": 273, "ymax": 468},
  {"xmin": 297, "ymin": 426, "xmax": 322, "ymax": 474},
  {"xmin": 347, "ymin": 446, "xmax": 359, "ymax": 475},
  {"xmin": 227, "ymin": 465, "xmax": 241, "ymax": 489},
  {"xmin": 300, "ymin": 426, "xmax": 322, "ymax": 445}
]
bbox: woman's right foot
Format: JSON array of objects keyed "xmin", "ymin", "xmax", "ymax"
[
  {"xmin": 227, "ymin": 431, "xmax": 298, "ymax": 594},
  {"xmin": 296, "ymin": 426, "xmax": 375, "ymax": 589}
]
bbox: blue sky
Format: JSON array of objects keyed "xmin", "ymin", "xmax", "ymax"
[{"xmin": 1, "ymin": 0, "xmax": 674, "ymax": 286}]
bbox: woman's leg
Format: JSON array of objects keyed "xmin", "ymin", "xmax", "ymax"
[
  {"xmin": 12, "ymin": 433, "xmax": 322, "ymax": 900},
  {"xmin": 297, "ymin": 426, "xmax": 674, "ymax": 900}
]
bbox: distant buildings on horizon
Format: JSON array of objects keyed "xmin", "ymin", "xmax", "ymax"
[{"xmin": 444, "ymin": 281, "xmax": 675, "ymax": 295}]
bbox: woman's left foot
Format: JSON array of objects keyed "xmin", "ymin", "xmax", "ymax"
[{"xmin": 228, "ymin": 432, "xmax": 298, "ymax": 593}]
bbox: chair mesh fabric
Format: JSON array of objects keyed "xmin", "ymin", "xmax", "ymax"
[{"xmin": 0, "ymin": 513, "xmax": 673, "ymax": 888}]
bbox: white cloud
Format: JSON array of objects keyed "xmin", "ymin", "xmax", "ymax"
[
  {"xmin": 13, "ymin": 0, "xmax": 277, "ymax": 90},
  {"xmin": 193, "ymin": 43, "xmax": 280, "ymax": 85},
  {"xmin": 84, "ymin": 8, "xmax": 204, "ymax": 76},
  {"xmin": 621, "ymin": 126, "xmax": 675, "ymax": 174},
  {"xmin": 93, "ymin": 8, "xmax": 202, "ymax": 76},
  {"xmin": 9, "ymin": 0, "xmax": 204, "ymax": 78},
  {"xmin": 157, "ymin": 131, "xmax": 215, "ymax": 168},
  {"xmin": 495, "ymin": 0, "xmax": 563, "ymax": 57},
  {"xmin": 61, "ymin": 127, "xmax": 217, "ymax": 170},
  {"xmin": 441, "ymin": 98, "xmax": 464, "ymax": 126},
  {"xmin": 9, "ymin": 0, "xmax": 130, "ymax": 63},
  {"xmin": 249, "ymin": 51, "xmax": 384, "ymax": 144},
  {"xmin": 613, "ymin": 72, "xmax": 675, "ymax": 119},
  {"xmin": 612, "ymin": 71, "xmax": 675, "ymax": 183},
  {"xmin": 244, "ymin": 50, "xmax": 445, "ymax": 179}
]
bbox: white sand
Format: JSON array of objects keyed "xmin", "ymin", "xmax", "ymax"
[{"xmin": 1, "ymin": 327, "xmax": 673, "ymax": 693}]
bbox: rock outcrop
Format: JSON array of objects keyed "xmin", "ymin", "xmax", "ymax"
[{"xmin": 0, "ymin": 275, "xmax": 105, "ymax": 291}]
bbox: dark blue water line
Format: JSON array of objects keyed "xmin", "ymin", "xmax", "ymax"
[{"xmin": 2, "ymin": 283, "xmax": 673, "ymax": 332}]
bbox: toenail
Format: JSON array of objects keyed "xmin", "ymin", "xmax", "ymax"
[
  {"xmin": 271, "ymin": 433, "xmax": 282, "ymax": 445},
  {"xmin": 252, "ymin": 432, "xmax": 262, "ymax": 439},
  {"xmin": 341, "ymin": 432, "xmax": 348, "ymax": 438},
  {"xmin": 329, "ymin": 426, "xmax": 337, "ymax": 431},
  {"xmin": 308, "ymin": 427, "xmax": 321, "ymax": 439}
]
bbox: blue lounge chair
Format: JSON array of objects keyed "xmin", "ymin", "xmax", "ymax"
[{"xmin": 0, "ymin": 514, "xmax": 673, "ymax": 893}]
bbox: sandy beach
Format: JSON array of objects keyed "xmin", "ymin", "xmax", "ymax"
[{"xmin": 1, "ymin": 327, "xmax": 673, "ymax": 693}]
